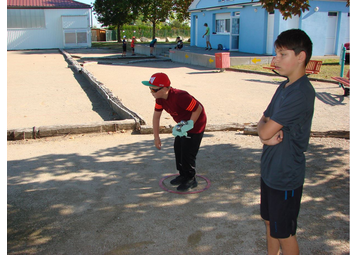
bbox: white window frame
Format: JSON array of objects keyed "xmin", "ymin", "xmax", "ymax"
[{"xmin": 215, "ymin": 13, "xmax": 231, "ymax": 34}]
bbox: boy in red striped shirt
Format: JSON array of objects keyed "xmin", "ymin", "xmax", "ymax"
[{"xmin": 142, "ymin": 73, "xmax": 207, "ymax": 191}]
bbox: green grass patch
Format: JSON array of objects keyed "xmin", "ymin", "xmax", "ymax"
[{"xmin": 231, "ymin": 60, "xmax": 349, "ymax": 81}]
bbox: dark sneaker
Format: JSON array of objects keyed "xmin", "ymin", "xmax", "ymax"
[
  {"xmin": 170, "ymin": 175, "xmax": 186, "ymax": 185},
  {"xmin": 205, "ymin": 48, "xmax": 208, "ymax": 50},
  {"xmin": 177, "ymin": 177, "xmax": 198, "ymax": 191},
  {"xmin": 209, "ymin": 48, "xmax": 212, "ymax": 51}
]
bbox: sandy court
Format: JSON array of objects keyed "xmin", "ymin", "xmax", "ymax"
[
  {"xmin": 7, "ymin": 50, "xmax": 120, "ymax": 130},
  {"xmin": 7, "ymin": 49, "xmax": 350, "ymax": 254},
  {"xmin": 7, "ymin": 131, "xmax": 350, "ymax": 254},
  {"xmin": 84, "ymin": 60, "xmax": 349, "ymax": 132}
]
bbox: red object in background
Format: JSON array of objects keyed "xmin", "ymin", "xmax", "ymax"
[
  {"xmin": 215, "ymin": 52, "xmax": 230, "ymax": 69},
  {"xmin": 344, "ymin": 42, "xmax": 350, "ymax": 64}
]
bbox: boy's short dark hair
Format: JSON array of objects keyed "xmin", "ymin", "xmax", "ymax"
[{"xmin": 274, "ymin": 29, "xmax": 313, "ymax": 66}]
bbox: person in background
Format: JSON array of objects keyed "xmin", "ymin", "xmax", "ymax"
[
  {"xmin": 174, "ymin": 37, "xmax": 183, "ymax": 50},
  {"xmin": 131, "ymin": 36, "xmax": 136, "ymax": 56},
  {"xmin": 202, "ymin": 23, "xmax": 212, "ymax": 51},
  {"xmin": 122, "ymin": 36, "xmax": 127, "ymax": 57},
  {"xmin": 150, "ymin": 38, "xmax": 157, "ymax": 56}
]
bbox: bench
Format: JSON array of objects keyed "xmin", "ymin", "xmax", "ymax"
[
  {"xmin": 332, "ymin": 69, "xmax": 350, "ymax": 96},
  {"xmin": 263, "ymin": 57, "xmax": 322, "ymax": 76}
]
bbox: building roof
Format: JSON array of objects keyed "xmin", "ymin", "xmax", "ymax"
[{"xmin": 7, "ymin": 0, "xmax": 91, "ymax": 9}]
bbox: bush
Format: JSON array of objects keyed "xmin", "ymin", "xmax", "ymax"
[{"xmin": 110, "ymin": 25, "xmax": 190, "ymax": 41}]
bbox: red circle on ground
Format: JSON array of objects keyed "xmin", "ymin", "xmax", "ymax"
[{"xmin": 159, "ymin": 174, "xmax": 211, "ymax": 194}]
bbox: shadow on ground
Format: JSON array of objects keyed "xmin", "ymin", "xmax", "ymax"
[{"xmin": 7, "ymin": 134, "xmax": 349, "ymax": 254}]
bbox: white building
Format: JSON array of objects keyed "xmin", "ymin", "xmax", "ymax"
[{"xmin": 7, "ymin": 0, "xmax": 92, "ymax": 50}]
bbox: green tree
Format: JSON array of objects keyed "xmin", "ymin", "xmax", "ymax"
[
  {"xmin": 140, "ymin": 0, "xmax": 174, "ymax": 39},
  {"xmin": 255, "ymin": 0, "xmax": 350, "ymax": 20},
  {"xmin": 93, "ymin": 0, "xmax": 143, "ymax": 42},
  {"xmin": 173, "ymin": 0, "xmax": 193, "ymax": 22}
]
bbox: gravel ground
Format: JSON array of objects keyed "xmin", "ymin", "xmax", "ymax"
[{"xmin": 7, "ymin": 49, "xmax": 351, "ymax": 254}]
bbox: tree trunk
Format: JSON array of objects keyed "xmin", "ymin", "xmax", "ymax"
[
  {"xmin": 152, "ymin": 21, "xmax": 156, "ymax": 40},
  {"xmin": 117, "ymin": 24, "xmax": 121, "ymax": 43}
]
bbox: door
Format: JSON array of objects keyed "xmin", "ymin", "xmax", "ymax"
[
  {"xmin": 266, "ymin": 12, "xmax": 274, "ymax": 55},
  {"xmin": 230, "ymin": 14, "xmax": 240, "ymax": 51},
  {"xmin": 325, "ymin": 12, "xmax": 338, "ymax": 55},
  {"xmin": 195, "ymin": 15, "xmax": 198, "ymax": 46}
]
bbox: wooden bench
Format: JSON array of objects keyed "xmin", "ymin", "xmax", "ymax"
[
  {"xmin": 332, "ymin": 69, "xmax": 350, "ymax": 96},
  {"xmin": 263, "ymin": 57, "xmax": 322, "ymax": 76}
]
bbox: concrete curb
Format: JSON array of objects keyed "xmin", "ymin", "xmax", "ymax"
[
  {"xmin": 7, "ymin": 120, "xmax": 137, "ymax": 140},
  {"xmin": 59, "ymin": 49, "xmax": 146, "ymax": 126}
]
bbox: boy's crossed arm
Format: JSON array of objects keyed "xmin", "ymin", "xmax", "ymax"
[{"xmin": 257, "ymin": 115, "xmax": 284, "ymax": 146}]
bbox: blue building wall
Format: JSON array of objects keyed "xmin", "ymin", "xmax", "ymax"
[
  {"xmin": 239, "ymin": 5, "xmax": 267, "ymax": 54},
  {"xmin": 190, "ymin": 0, "xmax": 350, "ymax": 56}
]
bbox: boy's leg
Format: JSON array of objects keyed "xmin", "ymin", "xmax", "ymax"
[
  {"xmin": 279, "ymin": 235, "xmax": 299, "ymax": 255},
  {"xmin": 264, "ymin": 220, "xmax": 280, "ymax": 255},
  {"xmin": 180, "ymin": 132, "xmax": 204, "ymax": 179},
  {"xmin": 261, "ymin": 179, "xmax": 302, "ymax": 255},
  {"xmin": 264, "ymin": 220, "xmax": 299, "ymax": 255},
  {"xmin": 174, "ymin": 136, "xmax": 183, "ymax": 175}
]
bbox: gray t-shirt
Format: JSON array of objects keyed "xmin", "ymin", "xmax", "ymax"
[{"xmin": 261, "ymin": 75, "xmax": 315, "ymax": 191}]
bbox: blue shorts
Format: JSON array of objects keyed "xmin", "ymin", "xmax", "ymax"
[{"xmin": 260, "ymin": 178, "xmax": 303, "ymax": 238}]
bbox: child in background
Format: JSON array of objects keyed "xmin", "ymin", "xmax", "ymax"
[
  {"xmin": 174, "ymin": 37, "xmax": 183, "ymax": 50},
  {"xmin": 131, "ymin": 36, "xmax": 136, "ymax": 56},
  {"xmin": 150, "ymin": 38, "xmax": 157, "ymax": 56},
  {"xmin": 122, "ymin": 36, "xmax": 127, "ymax": 57}
]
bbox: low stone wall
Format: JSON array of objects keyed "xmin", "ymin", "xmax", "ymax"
[
  {"xmin": 134, "ymin": 44, "xmax": 172, "ymax": 56},
  {"xmin": 60, "ymin": 49, "xmax": 145, "ymax": 127},
  {"xmin": 169, "ymin": 49, "xmax": 217, "ymax": 69}
]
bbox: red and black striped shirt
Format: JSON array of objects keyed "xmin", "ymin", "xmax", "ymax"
[{"xmin": 155, "ymin": 87, "xmax": 206, "ymax": 133}]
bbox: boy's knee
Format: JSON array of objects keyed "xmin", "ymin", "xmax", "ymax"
[{"xmin": 264, "ymin": 220, "xmax": 270, "ymax": 228}]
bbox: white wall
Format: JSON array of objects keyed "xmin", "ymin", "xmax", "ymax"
[{"xmin": 7, "ymin": 8, "xmax": 91, "ymax": 50}]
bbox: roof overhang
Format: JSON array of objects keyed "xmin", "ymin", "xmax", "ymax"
[{"xmin": 189, "ymin": 1, "xmax": 261, "ymax": 12}]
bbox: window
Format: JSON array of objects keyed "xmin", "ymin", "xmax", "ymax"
[
  {"xmin": 215, "ymin": 13, "xmax": 231, "ymax": 33},
  {"xmin": 64, "ymin": 30, "xmax": 88, "ymax": 44},
  {"xmin": 328, "ymin": 12, "xmax": 338, "ymax": 17},
  {"xmin": 65, "ymin": 32, "xmax": 77, "ymax": 44},
  {"xmin": 7, "ymin": 9, "xmax": 45, "ymax": 29},
  {"xmin": 77, "ymin": 32, "xmax": 87, "ymax": 43}
]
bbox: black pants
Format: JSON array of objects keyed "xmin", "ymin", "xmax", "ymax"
[{"xmin": 174, "ymin": 132, "xmax": 204, "ymax": 179}]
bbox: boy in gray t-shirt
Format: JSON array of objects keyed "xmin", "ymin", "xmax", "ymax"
[{"xmin": 257, "ymin": 29, "xmax": 315, "ymax": 255}]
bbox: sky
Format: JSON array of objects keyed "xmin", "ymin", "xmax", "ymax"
[{"xmin": 77, "ymin": 0, "xmax": 103, "ymax": 28}]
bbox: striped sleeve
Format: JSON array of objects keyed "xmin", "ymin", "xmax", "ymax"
[
  {"xmin": 186, "ymin": 98, "xmax": 197, "ymax": 111},
  {"xmin": 155, "ymin": 102, "xmax": 163, "ymax": 111}
]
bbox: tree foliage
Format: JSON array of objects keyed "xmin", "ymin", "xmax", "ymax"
[
  {"xmin": 140, "ymin": 0, "xmax": 174, "ymax": 39},
  {"xmin": 256, "ymin": 0, "xmax": 350, "ymax": 20},
  {"xmin": 93, "ymin": 0, "xmax": 143, "ymax": 41},
  {"xmin": 93, "ymin": 0, "xmax": 194, "ymax": 39},
  {"xmin": 173, "ymin": 0, "xmax": 193, "ymax": 22}
]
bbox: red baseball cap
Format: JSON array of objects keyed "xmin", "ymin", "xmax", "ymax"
[{"xmin": 142, "ymin": 73, "xmax": 171, "ymax": 87}]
